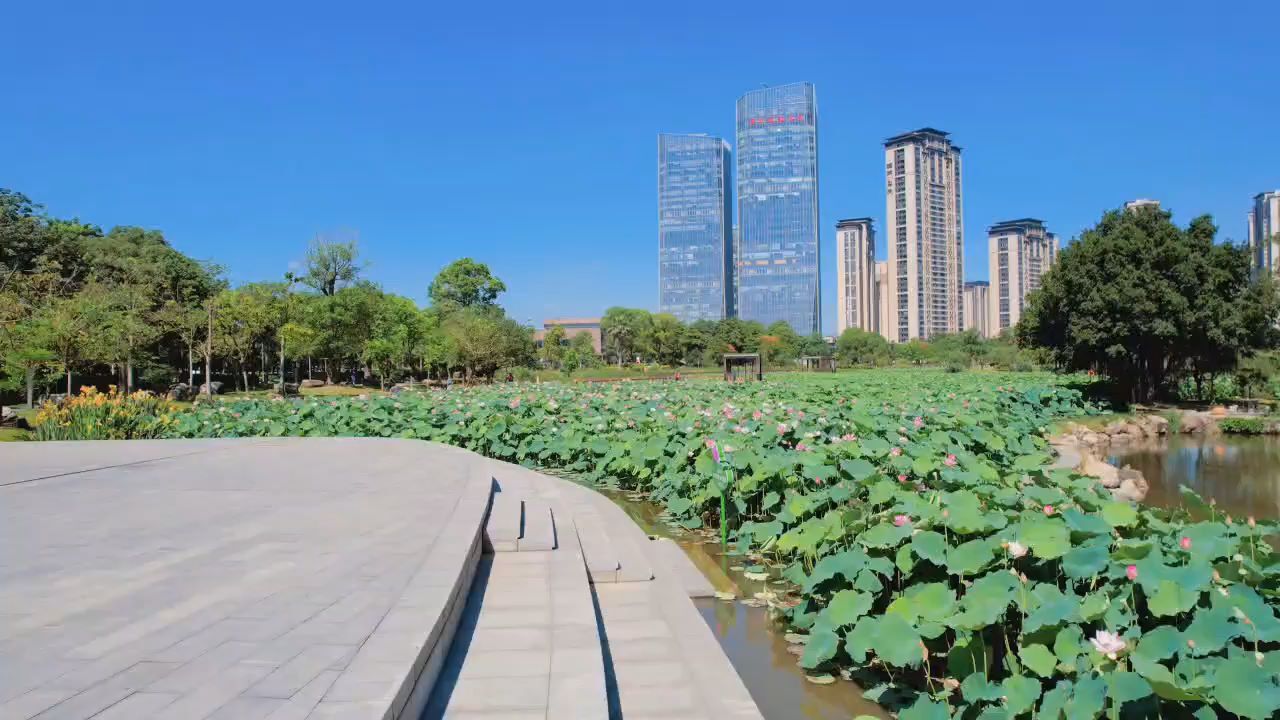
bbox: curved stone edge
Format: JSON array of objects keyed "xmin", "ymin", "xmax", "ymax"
[{"xmin": 311, "ymin": 443, "xmax": 492, "ymax": 720}]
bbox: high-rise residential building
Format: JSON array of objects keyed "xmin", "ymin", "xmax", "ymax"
[
  {"xmin": 736, "ymin": 82, "xmax": 821, "ymax": 334},
  {"xmin": 1125, "ymin": 198, "xmax": 1161, "ymax": 212},
  {"xmin": 658, "ymin": 133, "xmax": 734, "ymax": 323},
  {"xmin": 987, "ymin": 219, "xmax": 1059, "ymax": 335},
  {"xmin": 835, "ymin": 218, "xmax": 876, "ymax": 335},
  {"xmin": 1248, "ymin": 191, "xmax": 1280, "ymax": 277},
  {"xmin": 874, "ymin": 261, "xmax": 890, "ymax": 340},
  {"xmin": 883, "ymin": 128, "xmax": 963, "ymax": 342},
  {"xmin": 962, "ymin": 281, "xmax": 991, "ymax": 338}
]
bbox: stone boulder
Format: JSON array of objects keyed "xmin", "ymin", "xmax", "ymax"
[
  {"xmin": 272, "ymin": 382, "xmax": 300, "ymax": 397},
  {"xmin": 1111, "ymin": 465, "xmax": 1149, "ymax": 503},
  {"xmin": 1077, "ymin": 453, "xmax": 1121, "ymax": 488},
  {"xmin": 197, "ymin": 381, "xmax": 225, "ymax": 396},
  {"xmin": 1104, "ymin": 419, "xmax": 1146, "ymax": 441},
  {"xmin": 1143, "ymin": 414, "xmax": 1170, "ymax": 435},
  {"xmin": 300, "ymin": 379, "xmax": 326, "ymax": 389},
  {"xmin": 1180, "ymin": 411, "xmax": 1215, "ymax": 434},
  {"xmin": 1, "ymin": 406, "xmax": 30, "ymax": 430},
  {"xmin": 167, "ymin": 383, "xmax": 194, "ymax": 401}
]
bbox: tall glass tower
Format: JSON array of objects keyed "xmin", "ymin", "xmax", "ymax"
[
  {"xmin": 735, "ymin": 82, "xmax": 820, "ymax": 334},
  {"xmin": 658, "ymin": 134, "xmax": 734, "ymax": 322}
]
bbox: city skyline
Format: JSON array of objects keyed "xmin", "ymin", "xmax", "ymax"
[{"xmin": 5, "ymin": 3, "xmax": 1277, "ymax": 335}]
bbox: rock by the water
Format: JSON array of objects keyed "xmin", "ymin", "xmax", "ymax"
[
  {"xmin": 1111, "ymin": 466, "xmax": 1149, "ymax": 503},
  {"xmin": 1077, "ymin": 453, "xmax": 1121, "ymax": 488},
  {"xmin": 1180, "ymin": 411, "xmax": 1215, "ymax": 434},
  {"xmin": 167, "ymin": 383, "xmax": 194, "ymax": 401},
  {"xmin": 300, "ymin": 379, "xmax": 326, "ymax": 389},
  {"xmin": 272, "ymin": 382, "xmax": 300, "ymax": 397},
  {"xmin": 1144, "ymin": 415, "xmax": 1170, "ymax": 434},
  {"xmin": 197, "ymin": 381, "xmax": 225, "ymax": 396}
]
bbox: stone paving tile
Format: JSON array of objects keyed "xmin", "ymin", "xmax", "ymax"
[
  {"xmin": 88, "ymin": 691, "xmax": 179, "ymax": 719},
  {"xmin": 0, "ymin": 439, "xmax": 479, "ymax": 720}
]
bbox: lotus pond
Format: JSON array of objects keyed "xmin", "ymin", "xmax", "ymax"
[{"xmin": 166, "ymin": 370, "xmax": 1280, "ymax": 719}]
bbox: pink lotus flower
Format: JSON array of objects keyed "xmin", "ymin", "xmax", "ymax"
[
  {"xmin": 944, "ymin": 454, "xmax": 958, "ymax": 467},
  {"xmin": 777, "ymin": 423, "xmax": 789, "ymax": 434},
  {"xmin": 753, "ymin": 410, "xmax": 763, "ymax": 420},
  {"xmin": 893, "ymin": 515, "xmax": 910, "ymax": 527},
  {"xmin": 508, "ymin": 398, "xmax": 520, "ymax": 409},
  {"xmin": 1090, "ymin": 630, "xmax": 1127, "ymax": 660},
  {"xmin": 841, "ymin": 433, "xmax": 857, "ymax": 442},
  {"xmin": 1126, "ymin": 565, "xmax": 1138, "ymax": 581},
  {"xmin": 1043, "ymin": 505, "xmax": 1055, "ymax": 516},
  {"xmin": 796, "ymin": 442, "xmax": 810, "ymax": 452},
  {"xmin": 1006, "ymin": 541, "xmax": 1028, "ymax": 558},
  {"xmin": 890, "ymin": 447, "xmax": 902, "ymax": 457},
  {"xmin": 963, "ymin": 400, "xmax": 970, "ymax": 409},
  {"xmin": 705, "ymin": 439, "xmax": 721, "ymax": 464},
  {"xmin": 815, "ymin": 477, "xmax": 824, "ymax": 485},
  {"xmin": 913, "ymin": 416, "xmax": 924, "ymax": 429},
  {"xmin": 1180, "ymin": 537, "xmax": 1192, "ymax": 550},
  {"xmin": 897, "ymin": 474, "xmax": 908, "ymax": 483}
]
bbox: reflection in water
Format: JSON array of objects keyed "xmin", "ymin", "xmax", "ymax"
[{"xmin": 1109, "ymin": 434, "xmax": 1280, "ymax": 520}]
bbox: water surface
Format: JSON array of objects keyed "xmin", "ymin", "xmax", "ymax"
[{"xmin": 1108, "ymin": 434, "xmax": 1280, "ymax": 520}]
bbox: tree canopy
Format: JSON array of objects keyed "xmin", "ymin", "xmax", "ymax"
[
  {"xmin": 1017, "ymin": 206, "xmax": 1280, "ymax": 401},
  {"xmin": 428, "ymin": 258, "xmax": 506, "ymax": 312}
]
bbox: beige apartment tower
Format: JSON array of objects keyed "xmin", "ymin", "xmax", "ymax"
[
  {"xmin": 988, "ymin": 219, "xmax": 1059, "ymax": 335},
  {"xmin": 962, "ymin": 281, "xmax": 990, "ymax": 338},
  {"xmin": 1248, "ymin": 191, "xmax": 1280, "ymax": 277},
  {"xmin": 875, "ymin": 261, "xmax": 890, "ymax": 340},
  {"xmin": 884, "ymin": 128, "xmax": 964, "ymax": 342},
  {"xmin": 835, "ymin": 218, "xmax": 876, "ymax": 335}
]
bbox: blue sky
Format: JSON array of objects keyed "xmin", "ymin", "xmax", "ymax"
[{"xmin": 5, "ymin": 1, "xmax": 1277, "ymax": 334}]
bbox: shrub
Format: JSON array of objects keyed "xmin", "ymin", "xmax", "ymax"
[
  {"xmin": 33, "ymin": 386, "xmax": 177, "ymax": 440},
  {"xmin": 1219, "ymin": 417, "xmax": 1265, "ymax": 435}
]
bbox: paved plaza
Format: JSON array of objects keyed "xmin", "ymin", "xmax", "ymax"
[{"xmin": 0, "ymin": 438, "xmax": 763, "ymax": 720}]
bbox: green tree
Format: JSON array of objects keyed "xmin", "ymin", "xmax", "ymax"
[
  {"xmin": 213, "ymin": 285, "xmax": 277, "ymax": 391},
  {"xmin": 650, "ymin": 313, "xmax": 685, "ymax": 366},
  {"xmin": 443, "ymin": 307, "xmax": 533, "ymax": 379},
  {"xmin": 300, "ymin": 234, "xmax": 361, "ymax": 296},
  {"xmin": 363, "ymin": 294, "xmax": 424, "ymax": 388},
  {"xmin": 428, "ymin": 258, "xmax": 506, "ymax": 313},
  {"xmin": 1018, "ymin": 207, "xmax": 1280, "ymax": 402},
  {"xmin": 568, "ymin": 330, "xmax": 599, "ymax": 366},
  {"xmin": 898, "ymin": 339, "xmax": 929, "ymax": 365},
  {"xmin": 836, "ymin": 327, "xmax": 890, "ymax": 366},
  {"xmin": 761, "ymin": 320, "xmax": 801, "ymax": 365},
  {"xmin": 600, "ymin": 307, "xmax": 653, "ymax": 366},
  {"xmin": 540, "ymin": 325, "xmax": 567, "ymax": 369}
]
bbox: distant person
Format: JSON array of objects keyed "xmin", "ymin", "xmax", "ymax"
[
  {"xmin": 505, "ymin": 372, "xmax": 514, "ymax": 383},
  {"xmin": 674, "ymin": 371, "xmax": 681, "ymax": 381},
  {"xmin": 445, "ymin": 376, "xmax": 454, "ymax": 391}
]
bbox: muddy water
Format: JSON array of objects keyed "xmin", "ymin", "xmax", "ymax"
[
  {"xmin": 597, "ymin": 488, "xmax": 890, "ymax": 720},
  {"xmin": 1107, "ymin": 434, "xmax": 1280, "ymax": 520}
]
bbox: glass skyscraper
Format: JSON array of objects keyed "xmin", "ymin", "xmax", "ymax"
[
  {"xmin": 735, "ymin": 82, "xmax": 820, "ymax": 334},
  {"xmin": 658, "ymin": 133, "xmax": 734, "ymax": 322}
]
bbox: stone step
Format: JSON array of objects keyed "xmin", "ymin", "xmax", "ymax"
[
  {"xmin": 518, "ymin": 499, "xmax": 557, "ymax": 551},
  {"xmin": 484, "ymin": 492, "xmax": 522, "ymax": 553},
  {"xmin": 644, "ymin": 537, "xmax": 716, "ymax": 598},
  {"xmin": 573, "ymin": 512, "xmax": 622, "ymax": 583}
]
